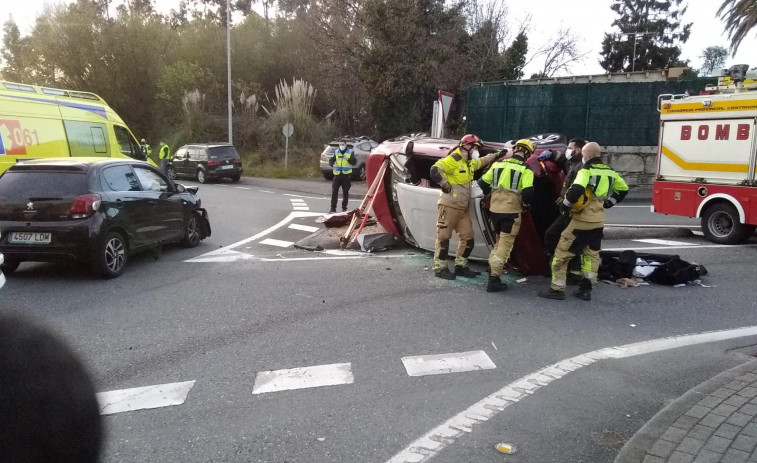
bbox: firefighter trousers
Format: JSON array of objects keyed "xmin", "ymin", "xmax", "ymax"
[
  {"xmin": 434, "ymin": 205, "xmax": 474, "ymax": 271},
  {"xmin": 551, "ymin": 219, "xmax": 603, "ymax": 291},
  {"xmin": 488, "ymin": 212, "xmax": 521, "ymax": 277}
]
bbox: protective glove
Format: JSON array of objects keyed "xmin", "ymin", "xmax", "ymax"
[
  {"xmin": 494, "ymin": 149, "xmax": 508, "ymax": 161},
  {"xmin": 441, "ymin": 183, "xmax": 452, "ymax": 193},
  {"xmin": 558, "ymin": 202, "xmax": 571, "ymax": 218},
  {"xmin": 603, "ymin": 199, "xmax": 614, "ymax": 209},
  {"xmin": 537, "ymin": 149, "xmax": 553, "ymax": 161}
]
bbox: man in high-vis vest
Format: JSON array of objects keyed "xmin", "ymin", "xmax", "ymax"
[
  {"xmin": 329, "ymin": 139, "xmax": 356, "ymax": 213},
  {"xmin": 140, "ymin": 139, "xmax": 151, "ymax": 162},
  {"xmin": 539, "ymin": 141, "xmax": 628, "ymax": 301},
  {"xmin": 158, "ymin": 141, "xmax": 171, "ymax": 174},
  {"xmin": 430, "ymin": 134, "xmax": 497, "ymax": 280},
  {"xmin": 478, "ymin": 139, "xmax": 535, "ymax": 292}
]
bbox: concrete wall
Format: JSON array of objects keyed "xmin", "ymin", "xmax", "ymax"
[{"xmin": 601, "ymin": 146, "xmax": 657, "ymax": 186}]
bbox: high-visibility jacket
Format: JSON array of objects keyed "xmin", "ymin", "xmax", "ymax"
[
  {"xmin": 159, "ymin": 144, "xmax": 171, "ymax": 160},
  {"xmin": 479, "ymin": 156, "xmax": 535, "ymax": 213},
  {"xmin": 430, "ymin": 148, "xmax": 496, "ymax": 210},
  {"xmin": 564, "ymin": 158, "xmax": 629, "ymax": 223},
  {"xmin": 331, "ymin": 148, "xmax": 354, "ymax": 175}
]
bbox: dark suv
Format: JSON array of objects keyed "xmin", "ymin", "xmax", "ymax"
[
  {"xmin": 168, "ymin": 143, "xmax": 243, "ymax": 183},
  {"xmin": 0, "ymin": 158, "xmax": 210, "ymax": 278}
]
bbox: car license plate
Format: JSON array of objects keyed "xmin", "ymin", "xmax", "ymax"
[
  {"xmin": 221, "ymin": 165, "xmax": 234, "ymax": 170},
  {"xmin": 9, "ymin": 231, "xmax": 51, "ymax": 244}
]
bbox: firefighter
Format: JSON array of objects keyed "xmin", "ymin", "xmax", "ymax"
[
  {"xmin": 478, "ymin": 139, "xmax": 535, "ymax": 292},
  {"xmin": 543, "ymin": 138, "xmax": 586, "ymax": 273},
  {"xmin": 158, "ymin": 141, "xmax": 171, "ymax": 174},
  {"xmin": 140, "ymin": 139, "xmax": 151, "ymax": 161},
  {"xmin": 329, "ymin": 139, "xmax": 356, "ymax": 213},
  {"xmin": 430, "ymin": 134, "xmax": 497, "ymax": 280},
  {"xmin": 539, "ymin": 141, "xmax": 628, "ymax": 301}
]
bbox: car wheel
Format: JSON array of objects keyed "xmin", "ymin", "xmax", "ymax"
[
  {"xmin": 1, "ymin": 258, "xmax": 20, "ymax": 275},
  {"xmin": 96, "ymin": 231, "xmax": 127, "ymax": 278},
  {"xmin": 197, "ymin": 169, "xmax": 207, "ymax": 184},
  {"xmin": 181, "ymin": 213, "xmax": 202, "ymax": 248},
  {"xmin": 702, "ymin": 202, "xmax": 754, "ymax": 244},
  {"xmin": 352, "ymin": 165, "xmax": 366, "ymax": 181},
  {"xmin": 231, "ymin": 174, "xmax": 241, "ymax": 183},
  {"xmin": 323, "ymin": 172, "xmax": 334, "ymax": 181},
  {"xmin": 167, "ymin": 166, "xmax": 177, "ymax": 180}
]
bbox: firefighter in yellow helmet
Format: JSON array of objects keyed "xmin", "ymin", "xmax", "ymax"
[
  {"xmin": 478, "ymin": 139, "xmax": 535, "ymax": 292},
  {"xmin": 429, "ymin": 134, "xmax": 498, "ymax": 280},
  {"xmin": 539, "ymin": 141, "xmax": 629, "ymax": 301}
]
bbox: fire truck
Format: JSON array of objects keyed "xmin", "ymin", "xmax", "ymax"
[{"xmin": 653, "ymin": 64, "xmax": 757, "ymax": 244}]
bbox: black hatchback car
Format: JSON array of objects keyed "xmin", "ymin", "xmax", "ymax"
[
  {"xmin": 0, "ymin": 158, "xmax": 211, "ymax": 278},
  {"xmin": 168, "ymin": 143, "xmax": 243, "ymax": 183}
]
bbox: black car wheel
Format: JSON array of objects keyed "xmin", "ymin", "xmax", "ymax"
[
  {"xmin": 1, "ymin": 258, "xmax": 20, "ymax": 275},
  {"xmin": 167, "ymin": 166, "xmax": 177, "ymax": 180},
  {"xmin": 181, "ymin": 213, "xmax": 202, "ymax": 248},
  {"xmin": 197, "ymin": 169, "xmax": 207, "ymax": 184},
  {"xmin": 702, "ymin": 202, "xmax": 755, "ymax": 244},
  {"xmin": 97, "ymin": 231, "xmax": 127, "ymax": 278},
  {"xmin": 352, "ymin": 165, "xmax": 366, "ymax": 181}
]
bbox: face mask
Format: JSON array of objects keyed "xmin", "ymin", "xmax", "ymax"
[
  {"xmin": 565, "ymin": 148, "xmax": 573, "ymax": 160},
  {"xmin": 470, "ymin": 149, "xmax": 480, "ymax": 159},
  {"xmin": 339, "ymin": 144, "xmax": 346, "ymax": 150}
]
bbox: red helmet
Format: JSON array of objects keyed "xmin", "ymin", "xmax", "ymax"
[{"xmin": 460, "ymin": 134, "xmax": 483, "ymax": 148}]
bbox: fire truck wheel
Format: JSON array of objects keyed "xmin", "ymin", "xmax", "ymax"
[{"xmin": 702, "ymin": 202, "xmax": 755, "ymax": 245}]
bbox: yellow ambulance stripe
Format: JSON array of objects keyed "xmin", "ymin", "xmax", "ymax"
[
  {"xmin": 661, "ymin": 99, "xmax": 757, "ymax": 114},
  {"xmin": 661, "ymin": 145, "xmax": 750, "ymax": 173}
]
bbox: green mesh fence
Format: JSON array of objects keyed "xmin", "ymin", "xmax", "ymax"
[{"xmin": 467, "ymin": 77, "xmax": 717, "ymax": 146}]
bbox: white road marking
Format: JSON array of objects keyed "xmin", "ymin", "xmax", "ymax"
[
  {"xmin": 289, "ymin": 198, "xmax": 307, "ymax": 203},
  {"xmin": 97, "ymin": 381, "xmax": 195, "ymax": 416},
  {"xmin": 259, "ymin": 238, "xmax": 294, "ymax": 248},
  {"xmin": 283, "ymin": 193, "xmax": 361, "ymax": 202},
  {"xmin": 258, "ymin": 190, "xmax": 275, "ymax": 193},
  {"xmin": 184, "ymin": 211, "xmax": 321, "ymax": 262},
  {"xmin": 385, "ymin": 325, "xmax": 757, "ymax": 463},
  {"xmin": 288, "ymin": 223, "xmax": 320, "ymax": 233},
  {"xmin": 187, "ymin": 249, "xmax": 256, "ymax": 263},
  {"xmin": 604, "ymin": 243, "xmax": 757, "ymax": 251},
  {"xmin": 605, "ymin": 224, "xmax": 699, "ymax": 228},
  {"xmin": 293, "ymin": 207, "xmax": 310, "ymax": 211},
  {"xmin": 234, "ymin": 186, "xmax": 251, "ymax": 190},
  {"xmin": 252, "ymin": 363, "xmax": 354, "ymax": 394},
  {"xmin": 633, "ymin": 239, "xmax": 697, "ymax": 246},
  {"xmin": 260, "ymin": 256, "xmax": 365, "ymax": 262},
  {"xmin": 402, "ymin": 351, "xmax": 496, "ymax": 377}
]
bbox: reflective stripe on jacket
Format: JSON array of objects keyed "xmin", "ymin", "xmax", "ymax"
[
  {"xmin": 565, "ymin": 159, "xmax": 629, "ymax": 223},
  {"xmin": 331, "ymin": 149, "xmax": 354, "ymax": 175},
  {"xmin": 430, "ymin": 148, "xmax": 496, "ymax": 210},
  {"xmin": 159, "ymin": 145, "xmax": 171, "ymax": 160},
  {"xmin": 480, "ymin": 156, "xmax": 535, "ymax": 213}
]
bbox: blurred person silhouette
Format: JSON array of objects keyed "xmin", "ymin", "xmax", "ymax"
[{"xmin": 0, "ymin": 310, "xmax": 103, "ymax": 463}]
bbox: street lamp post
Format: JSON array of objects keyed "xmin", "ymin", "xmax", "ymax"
[
  {"xmin": 626, "ymin": 31, "xmax": 655, "ymax": 72},
  {"xmin": 226, "ymin": 0, "xmax": 232, "ymax": 144}
]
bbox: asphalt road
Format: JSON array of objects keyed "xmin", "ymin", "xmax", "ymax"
[{"xmin": 2, "ymin": 177, "xmax": 756, "ymax": 463}]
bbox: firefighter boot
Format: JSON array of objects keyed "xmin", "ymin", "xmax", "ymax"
[
  {"xmin": 486, "ymin": 276, "xmax": 507, "ymax": 293},
  {"xmin": 455, "ymin": 265, "xmax": 480, "ymax": 278},
  {"xmin": 435, "ymin": 268, "xmax": 456, "ymax": 280},
  {"xmin": 573, "ymin": 278, "xmax": 592, "ymax": 301},
  {"xmin": 538, "ymin": 288, "xmax": 565, "ymax": 300}
]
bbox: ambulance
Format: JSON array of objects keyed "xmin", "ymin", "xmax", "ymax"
[
  {"xmin": 0, "ymin": 81, "xmax": 150, "ymax": 175},
  {"xmin": 653, "ymin": 64, "xmax": 757, "ymax": 244}
]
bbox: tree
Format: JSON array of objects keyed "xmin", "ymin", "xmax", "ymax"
[
  {"xmin": 599, "ymin": 0, "xmax": 692, "ymax": 73},
  {"xmin": 530, "ymin": 28, "xmax": 587, "ymax": 77},
  {"xmin": 501, "ymin": 31, "xmax": 528, "ymax": 80},
  {"xmin": 700, "ymin": 46, "xmax": 729, "ymax": 76},
  {"xmin": 1, "ymin": 19, "xmax": 28, "ymax": 82},
  {"xmin": 718, "ymin": 0, "xmax": 757, "ymax": 55}
]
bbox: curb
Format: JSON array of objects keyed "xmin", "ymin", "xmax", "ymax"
[
  {"xmin": 603, "ymin": 227, "xmax": 694, "ymax": 240},
  {"xmin": 615, "ymin": 359, "xmax": 757, "ymax": 463}
]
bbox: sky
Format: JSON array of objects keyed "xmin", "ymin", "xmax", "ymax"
[{"xmin": 4, "ymin": 0, "xmax": 753, "ymax": 77}]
